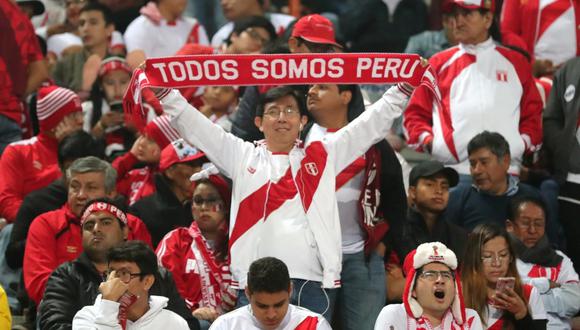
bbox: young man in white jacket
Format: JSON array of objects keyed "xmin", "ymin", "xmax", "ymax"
[
  {"xmin": 374, "ymin": 242, "xmax": 483, "ymax": 329},
  {"xmin": 73, "ymin": 241, "xmax": 188, "ymax": 329},
  {"xmin": 210, "ymin": 257, "xmax": 331, "ymax": 330},
  {"xmin": 155, "ymin": 78, "xmax": 415, "ymax": 317}
]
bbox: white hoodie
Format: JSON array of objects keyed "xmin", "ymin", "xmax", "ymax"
[{"xmin": 72, "ymin": 295, "xmax": 189, "ymax": 330}]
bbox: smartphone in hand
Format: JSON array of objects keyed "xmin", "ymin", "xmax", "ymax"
[{"xmin": 495, "ymin": 277, "xmax": 515, "ymax": 293}]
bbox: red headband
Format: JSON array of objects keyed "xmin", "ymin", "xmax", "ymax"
[
  {"xmin": 81, "ymin": 202, "xmax": 128, "ymax": 226},
  {"xmin": 99, "ymin": 58, "xmax": 132, "ymax": 78}
]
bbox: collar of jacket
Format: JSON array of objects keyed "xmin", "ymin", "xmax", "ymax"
[
  {"xmin": 472, "ymin": 174, "xmax": 520, "ymax": 196},
  {"xmin": 459, "ymin": 37, "xmax": 495, "ymax": 55}
]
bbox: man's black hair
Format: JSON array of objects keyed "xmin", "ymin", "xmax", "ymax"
[
  {"xmin": 81, "ymin": 197, "xmax": 128, "ymax": 228},
  {"xmin": 80, "ymin": 2, "xmax": 114, "ymax": 26},
  {"xmin": 58, "ymin": 131, "xmax": 104, "ymax": 169},
  {"xmin": 467, "ymin": 131, "xmax": 511, "ymax": 159},
  {"xmin": 107, "ymin": 241, "xmax": 158, "ymax": 280},
  {"xmin": 227, "ymin": 15, "xmax": 277, "ymax": 45},
  {"xmin": 247, "ymin": 257, "xmax": 290, "ymax": 294},
  {"xmin": 507, "ymin": 195, "xmax": 547, "ymax": 222},
  {"xmin": 256, "ymin": 86, "xmax": 307, "ymax": 117}
]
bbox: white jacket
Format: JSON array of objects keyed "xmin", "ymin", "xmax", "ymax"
[
  {"xmin": 209, "ymin": 304, "xmax": 331, "ymax": 330},
  {"xmin": 72, "ymin": 295, "xmax": 189, "ymax": 330},
  {"xmin": 160, "ymin": 87, "xmax": 408, "ymax": 289},
  {"xmin": 374, "ymin": 304, "xmax": 484, "ymax": 330},
  {"xmin": 517, "ymin": 251, "xmax": 580, "ymax": 329}
]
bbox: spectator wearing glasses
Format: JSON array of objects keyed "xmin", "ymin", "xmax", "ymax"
[
  {"xmin": 154, "ymin": 74, "xmax": 413, "ymax": 317},
  {"xmin": 157, "ymin": 175, "xmax": 236, "ymax": 329},
  {"xmin": 39, "ymin": 198, "xmax": 200, "ymax": 330},
  {"xmin": 462, "ymin": 223, "xmax": 548, "ymax": 329},
  {"xmin": 506, "ymin": 196, "xmax": 580, "ymax": 329},
  {"xmin": 374, "ymin": 242, "xmax": 483, "ymax": 329},
  {"xmin": 73, "ymin": 240, "xmax": 190, "ymax": 329},
  {"xmin": 231, "ymin": 14, "xmax": 361, "ymax": 144}
]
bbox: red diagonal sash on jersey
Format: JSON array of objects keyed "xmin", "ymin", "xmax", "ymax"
[
  {"xmin": 295, "ymin": 316, "xmax": 319, "ymax": 330},
  {"xmin": 229, "ymin": 142, "xmax": 328, "ymax": 248}
]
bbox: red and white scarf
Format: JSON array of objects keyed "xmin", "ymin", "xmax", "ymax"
[
  {"xmin": 188, "ymin": 222, "xmax": 235, "ymax": 312},
  {"xmin": 123, "ymin": 53, "xmax": 439, "ymax": 118}
]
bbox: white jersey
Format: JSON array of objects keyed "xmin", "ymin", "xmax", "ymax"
[
  {"xmin": 159, "ymin": 86, "xmax": 408, "ymax": 289},
  {"xmin": 374, "ymin": 304, "xmax": 484, "ymax": 330},
  {"xmin": 516, "ymin": 251, "xmax": 580, "ymax": 329},
  {"xmin": 305, "ymin": 124, "xmax": 366, "ymax": 254},
  {"xmin": 209, "ymin": 304, "xmax": 331, "ymax": 330},
  {"xmin": 533, "ymin": 0, "xmax": 577, "ymax": 65},
  {"xmin": 210, "ymin": 13, "xmax": 294, "ymax": 48},
  {"xmin": 47, "ymin": 31, "xmax": 125, "ymax": 59},
  {"xmin": 485, "ymin": 285, "xmax": 547, "ymax": 328},
  {"xmin": 72, "ymin": 295, "xmax": 189, "ymax": 330},
  {"xmin": 124, "ymin": 15, "xmax": 209, "ymax": 58}
]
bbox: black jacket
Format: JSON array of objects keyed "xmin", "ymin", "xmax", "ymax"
[
  {"xmin": 38, "ymin": 252, "xmax": 200, "ymax": 330},
  {"xmin": 543, "ymin": 57, "xmax": 580, "ymax": 183},
  {"xmin": 130, "ymin": 174, "xmax": 193, "ymax": 247},
  {"xmin": 340, "ymin": 0, "xmax": 428, "ymax": 52},
  {"xmin": 385, "ymin": 209, "xmax": 468, "ymax": 263},
  {"xmin": 6, "ymin": 178, "xmax": 67, "ymax": 269}
]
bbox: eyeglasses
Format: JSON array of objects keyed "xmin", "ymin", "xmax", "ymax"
[
  {"xmin": 481, "ymin": 253, "xmax": 511, "ymax": 265},
  {"xmin": 515, "ymin": 221, "xmax": 545, "ymax": 231},
  {"xmin": 263, "ymin": 107, "xmax": 300, "ymax": 118},
  {"xmin": 192, "ymin": 196, "xmax": 223, "ymax": 207},
  {"xmin": 245, "ymin": 28, "xmax": 270, "ymax": 45},
  {"xmin": 418, "ymin": 270, "xmax": 454, "ymax": 282},
  {"xmin": 106, "ymin": 268, "xmax": 144, "ymax": 284}
]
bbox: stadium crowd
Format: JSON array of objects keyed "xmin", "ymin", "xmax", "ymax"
[{"xmin": 1, "ymin": 0, "xmax": 580, "ymax": 329}]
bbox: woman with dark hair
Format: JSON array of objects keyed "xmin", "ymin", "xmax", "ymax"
[
  {"xmin": 156, "ymin": 175, "xmax": 236, "ymax": 329},
  {"xmin": 462, "ymin": 223, "xmax": 547, "ymax": 329}
]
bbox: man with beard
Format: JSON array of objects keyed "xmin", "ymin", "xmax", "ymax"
[
  {"xmin": 39, "ymin": 198, "xmax": 200, "ymax": 329},
  {"xmin": 374, "ymin": 242, "xmax": 483, "ymax": 329}
]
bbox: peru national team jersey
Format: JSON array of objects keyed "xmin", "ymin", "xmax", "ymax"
[
  {"xmin": 209, "ymin": 304, "xmax": 331, "ymax": 330},
  {"xmin": 533, "ymin": 0, "xmax": 577, "ymax": 65},
  {"xmin": 124, "ymin": 15, "xmax": 209, "ymax": 58},
  {"xmin": 485, "ymin": 285, "xmax": 547, "ymax": 329}
]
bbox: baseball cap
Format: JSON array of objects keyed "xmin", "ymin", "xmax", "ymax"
[
  {"xmin": 159, "ymin": 139, "xmax": 207, "ymax": 172},
  {"xmin": 444, "ymin": 0, "xmax": 495, "ymax": 12},
  {"xmin": 291, "ymin": 14, "xmax": 341, "ymax": 48},
  {"xmin": 16, "ymin": 0, "xmax": 45, "ymax": 16},
  {"xmin": 409, "ymin": 160, "xmax": 459, "ymax": 187}
]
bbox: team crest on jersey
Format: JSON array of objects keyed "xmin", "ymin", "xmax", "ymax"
[
  {"xmin": 304, "ymin": 162, "xmax": 319, "ymax": 176},
  {"xmin": 247, "ymin": 166, "xmax": 256, "ymax": 174},
  {"xmin": 496, "ymin": 70, "xmax": 508, "ymax": 82}
]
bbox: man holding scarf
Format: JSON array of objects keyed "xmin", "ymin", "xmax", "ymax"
[
  {"xmin": 141, "ymin": 71, "xmax": 417, "ymax": 317},
  {"xmin": 506, "ymin": 196, "xmax": 580, "ymax": 329}
]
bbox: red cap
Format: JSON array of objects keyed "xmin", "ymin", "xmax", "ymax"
[
  {"xmin": 142, "ymin": 115, "xmax": 181, "ymax": 149},
  {"xmin": 291, "ymin": 14, "xmax": 341, "ymax": 48},
  {"xmin": 444, "ymin": 0, "xmax": 495, "ymax": 12},
  {"xmin": 36, "ymin": 85, "xmax": 82, "ymax": 132},
  {"xmin": 159, "ymin": 139, "xmax": 207, "ymax": 172}
]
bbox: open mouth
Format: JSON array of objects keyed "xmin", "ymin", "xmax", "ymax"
[{"xmin": 434, "ymin": 289, "xmax": 445, "ymax": 299}]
